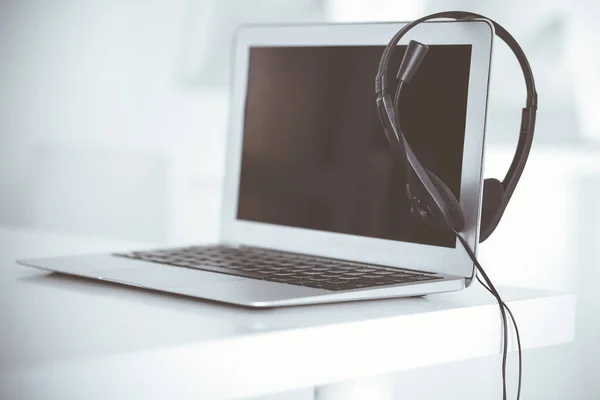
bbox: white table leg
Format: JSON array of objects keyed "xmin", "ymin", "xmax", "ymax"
[{"xmin": 314, "ymin": 375, "xmax": 395, "ymax": 400}]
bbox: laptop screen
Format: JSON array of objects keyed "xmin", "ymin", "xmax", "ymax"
[{"xmin": 237, "ymin": 45, "xmax": 472, "ymax": 248}]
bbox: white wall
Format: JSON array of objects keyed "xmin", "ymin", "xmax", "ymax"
[{"xmin": 0, "ymin": 0, "xmax": 230, "ymax": 242}]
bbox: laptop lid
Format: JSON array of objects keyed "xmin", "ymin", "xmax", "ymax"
[{"xmin": 220, "ymin": 21, "xmax": 493, "ymax": 279}]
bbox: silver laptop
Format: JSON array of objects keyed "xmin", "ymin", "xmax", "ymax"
[{"xmin": 19, "ymin": 20, "xmax": 494, "ymax": 307}]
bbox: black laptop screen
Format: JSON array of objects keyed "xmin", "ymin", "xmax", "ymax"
[{"xmin": 236, "ymin": 45, "xmax": 472, "ymax": 248}]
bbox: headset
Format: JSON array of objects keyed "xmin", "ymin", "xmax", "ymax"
[
  {"xmin": 375, "ymin": 11, "xmax": 537, "ymax": 242},
  {"xmin": 374, "ymin": 12, "xmax": 538, "ymax": 400}
]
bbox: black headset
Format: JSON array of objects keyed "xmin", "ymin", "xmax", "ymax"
[{"xmin": 375, "ymin": 11, "xmax": 537, "ymax": 242}]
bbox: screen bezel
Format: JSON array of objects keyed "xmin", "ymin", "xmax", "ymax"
[{"xmin": 220, "ymin": 20, "xmax": 493, "ymax": 278}]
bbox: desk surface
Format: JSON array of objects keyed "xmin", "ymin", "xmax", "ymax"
[{"xmin": 0, "ymin": 227, "xmax": 575, "ymax": 400}]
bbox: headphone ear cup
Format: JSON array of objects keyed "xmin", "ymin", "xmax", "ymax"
[
  {"xmin": 424, "ymin": 169, "xmax": 465, "ymax": 231},
  {"xmin": 480, "ymin": 178, "xmax": 504, "ymax": 241}
]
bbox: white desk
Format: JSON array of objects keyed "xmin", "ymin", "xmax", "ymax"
[{"xmin": 0, "ymin": 227, "xmax": 575, "ymax": 400}]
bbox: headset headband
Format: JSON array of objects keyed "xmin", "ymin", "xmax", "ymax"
[{"xmin": 375, "ymin": 11, "xmax": 537, "ymax": 241}]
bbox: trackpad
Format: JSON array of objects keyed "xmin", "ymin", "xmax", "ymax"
[{"xmin": 100, "ymin": 266, "xmax": 245, "ymax": 289}]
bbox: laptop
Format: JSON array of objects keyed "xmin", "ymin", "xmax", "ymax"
[{"xmin": 19, "ymin": 20, "xmax": 494, "ymax": 308}]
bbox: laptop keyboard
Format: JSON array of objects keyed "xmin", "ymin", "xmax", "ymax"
[{"xmin": 113, "ymin": 246, "xmax": 443, "ymax": 291}]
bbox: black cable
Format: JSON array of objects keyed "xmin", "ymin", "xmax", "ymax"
[
  {"xmin": 476, "ymin": 276, "xmax": 523, "ymax": 400},
  {"xmin": 388, "ymin": 68, "xmax": 522, "ymax": 399},
  {"xmin": 393, "ymin": 80, "xmax": 403, "ymax": 129},
  {"xmin": 453, "ymin": 229, "xmax": 522, "ymax": 400},
  {"xmin": 392, "ymin": 81, "xmax": 414, "ymax": 187},
  {"xmin": 392, "ymin": 81, "xmax": 426, "ymax": 204},
  {"xmin": 454, "ymin": 231, "xmax": 509, "ymax": 399}
]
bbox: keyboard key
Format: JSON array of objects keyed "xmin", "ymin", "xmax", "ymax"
[
  {"xmin": 371, "ymin": 270, "xmax": 395, "ymax": 275},
  {"xmin": 354, "ymin": 268, "xmax": 377, "ymax": 273},
  {"xmin": 271, "ymin": 272, "xmax": 297, "ymax": 277},
  {"xmin": 342, "ymin": 272, "xmax": 366, "ymax": 277},
  {"xmin": 290, "ymin": 264, "xmax": 312, "ymax": 268},
  {"xmin": 319, "ymin": 274, "xmax": 340, "ymax": 279},
  {"xmin": 306, "ymin": 267, "xmax": 331, "ymax": 272},
  {"xmin": 305, "ymin": 276, "xmax": 330, "ymax": 282}
]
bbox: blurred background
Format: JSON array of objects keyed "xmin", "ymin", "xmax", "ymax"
[{"xmin": 1, "ymin": 0, "xmax": 599, "ymax": 399}]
